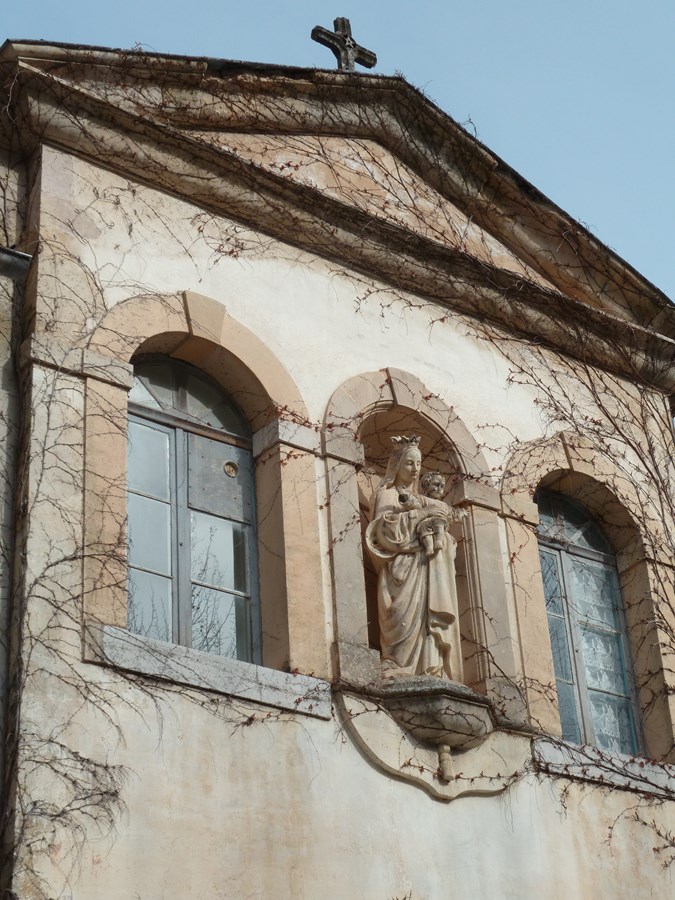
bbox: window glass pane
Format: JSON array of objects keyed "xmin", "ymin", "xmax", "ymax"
[
  {"xmin": 183, "ymin": 372, "xmax": 248, "ymax": 435},
  {"xmin": 128, "ymin": 420, "xmax": 170, "ymax": 500},
  {"xmin": 137, "ymin": 362, "xmax": 176, "ymax": 409},
  {"xmin": 540, "ymin": 549, "xmax": 564, "ymax": 615},
  {"xmin": 580, "ymin": 625, "xmax": 629, "ymax": 695},
  {"xmin": 588, "ymin": 692, "xmax": 637, "ymax": 756},
  {"xmin": 556, "ymin": 680, "xmax": 582, "ymax": 745},
  {"xmin": 128, "ymin": 568, "xmax": 172, "ymax": 642},
  {"xmin": 211, "ymin": 402, "xmax": 249, "ymax": 436},
  {"xmin": 568, "ymin": 557, "xmax": 619, "ymax": 628},
  {"xmin": 537, "ymin": 491, "xmax": 612, "ymax": 554},
  {"xmin": 188, "ymin": 434, "xmax": 254, "ymax": 523},
  {"xmin": 547, "ymin": 613, "xmax": 573, "ymax": 683},
  {"xmin": 183, "ymin": 371, "xmax": 219, "ymax": 421},
  {"xmin": 128, "ymin": 377, "xmax": 161, "ymax": 409},
  {"xmin": 191, "ymin": 510, "xmax": 249, "ymax": 593},
  {"xmin": 128, "ymin": 493, "xmax": 172, "ymax": 575},
  {"xmin": 575, "ymin": 522, "xmax": 613, "ymax": 554},
  {"xmin": 191, "ymin": 586, "xmax": 250, "ymax": 660},
  {"xmin": 561, "ymin": 506, "xmax": 597, "ymax": 549},
  {"xmin": 129, "ymin": 358, "xmax": 258, "ymax": 661},
  {"xmin": 538, "ymin": 491, "xmax": 639, "ymax": 753},
  {"xmin": 537, "ymin": 491, "xmax": 554, "ymax": 530}
]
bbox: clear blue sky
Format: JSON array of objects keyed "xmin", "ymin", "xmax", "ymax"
[{"xmin": 4, "ymin": 1, "xmax": 674, "ymax": 300}]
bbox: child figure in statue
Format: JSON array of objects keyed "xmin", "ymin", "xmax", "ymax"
[{"xmin": 400, "ymin": 471, "xmax": 467, "ymax": 558}]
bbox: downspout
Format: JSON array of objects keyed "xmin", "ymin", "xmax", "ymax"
[
  {"xmin": 0, "ymin": 248, "xmax": 32, "ymax": 281},
  {"xmin": 0, "ymin": 246, "xmax": 31, "ymax": 862}
]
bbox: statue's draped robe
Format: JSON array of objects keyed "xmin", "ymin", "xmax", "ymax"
[{"xmin": 366, "ymin": 486, "xmax": 463, "ymax": 681}]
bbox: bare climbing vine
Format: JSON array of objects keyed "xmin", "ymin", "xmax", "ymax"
[{"xmin": 0, "ymin": 41, "xmax": 673, "ymax": 898}]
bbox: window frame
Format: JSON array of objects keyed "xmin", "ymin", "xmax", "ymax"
[
  {"xmin": 127, "ymin": 361, "xmax": 262, "ymax": 665},
  {"xmin": 537, "ymin": 494, "xmax": 642, "ymax": 755}
]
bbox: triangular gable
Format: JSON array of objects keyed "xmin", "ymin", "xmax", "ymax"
[
  {"xmin": 190, "ymin": 133, "xmax": 559, "ymax": 295},
  {"xmin": 4, "ymin": 41, "xmax": 673, "ymax": 322},
  {"xmin": 2, "ymin": 40, "xmax": 674, "ymax": 388}
]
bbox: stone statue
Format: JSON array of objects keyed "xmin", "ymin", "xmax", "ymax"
[{"xmin": 365, "ymin": 436, "xmax": 465, "ymax": 682}]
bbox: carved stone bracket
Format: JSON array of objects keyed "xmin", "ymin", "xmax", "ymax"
[
  {"xmin": 336, "ymin": 678, "xmax": 529, "ymax": 801},
  {"xmin": 373, "ymin": 678, "xmax": 495, "ymax": 781},
  {"xmin": 374, "ymin": 677, "xmax": 494, "ymax": 747}
]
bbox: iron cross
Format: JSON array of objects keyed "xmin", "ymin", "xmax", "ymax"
[{"xmin": 311, "ymin": 17, "xmax": 377, "ymax": 72}]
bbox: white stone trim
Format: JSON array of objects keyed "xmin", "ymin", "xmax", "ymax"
[{"xmin": 85, "ymin": 624, "xmax": 332, "ymax": 720}]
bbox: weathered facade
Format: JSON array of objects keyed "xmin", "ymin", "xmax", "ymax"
[{"xmin": 0, "ymin": 40, "xmax": 674, "ymax": 899}]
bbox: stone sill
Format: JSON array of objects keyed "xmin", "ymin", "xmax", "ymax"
[
  {"xmin": 533, "ymin": 736, "xmax": 675, "ymax": 798},
  {"xmin": 84, "ymin": 624, "xmax": 332, "ymax": 720}
]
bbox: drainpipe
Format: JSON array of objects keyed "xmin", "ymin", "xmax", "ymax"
[
  {"xmin": 0, "ymin": 248, "xmax": 32, "ymax": 281},
  {"xmin": 0, "ymin": 245, "xmax": 32, "ymax": 854}
]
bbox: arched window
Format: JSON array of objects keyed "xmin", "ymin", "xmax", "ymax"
[
  {"xmin": 127, "ymin": 358, "xmax": 259, "ymax": 662},
  {"xmin": 537, "ymin": 490, "xmax": 640, "ymax": 755}
]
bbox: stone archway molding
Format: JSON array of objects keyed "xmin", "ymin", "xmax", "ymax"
[
  {"xmin": 501, "ymin": 429, "xmax": 675, "ymax": 760},
  {"xmin": 80, "ymin": 290, "xmax": 329, "ymax": 679}
]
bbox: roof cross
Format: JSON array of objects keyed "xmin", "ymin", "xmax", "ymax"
[{"xmin": 311, "ymin": 17, "xmax": 377, "ymax": 72}]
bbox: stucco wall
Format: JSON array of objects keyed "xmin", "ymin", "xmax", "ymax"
[
  {"xmin": 28, "ymin": 683, "xmax": 674, "ymax": 900},
  {"xmin": 6, "ymin": 146, "xmax": 674, "ymax": 899}
]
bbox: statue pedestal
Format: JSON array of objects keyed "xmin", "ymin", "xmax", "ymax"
[
  {"xmin": 370, "ymin": 677, "xmax": 495, "ymax": 780},
  {"xmin": 337, "ymin": 676, "xmax": 528, "ymax": 799}
]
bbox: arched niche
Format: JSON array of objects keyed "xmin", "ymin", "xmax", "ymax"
[
  {"xmin": 82, "ymin": 290, "xmax": 329, "ymax": 679},
  {"xmin": 323, "ymin": 368, "xmax": 524, "ymax": 720},
  {"xmin": 502, "ymin": 431, "xmax": 675, "ymax": 760}
]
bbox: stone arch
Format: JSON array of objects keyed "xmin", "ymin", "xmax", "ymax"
[
  {"xmin": 83, "ymin": 290, "xmax": 328, "ymax": 678},
  {"xmin": 323, "ymin": 366, "xmax": 488, "ymax": 480},
  {"xmin": 322, "ymin": 368, "xmax": 524, "ymax": 722},
  {"xmin": 501, "ymin": 430, "xmax": 674, "ymax": 760},
  {"xmin": 86, "ymin": 290, "xmax": 309, "ymax": 429}
]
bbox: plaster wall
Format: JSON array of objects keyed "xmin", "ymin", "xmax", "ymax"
[
  {"xmin": 18, "ymin": 679, "xmax": 675, "ymax": 900},
  {"xmin": 0, "ymin": 147, "xmax": 24, "ymax": 249},
  {"xmin": 6, "ymin": 145, "xmax": 675, "ymax": 899},
  {"xmin": 0, "ymin": 271, "xmax": 18, "ymax": 809},
  {"xmin": 0, "ymin": 145, "xmax": 23, "ymax": 817},
  {"xmin": 36, "ymin": 147, "xmax": 575, "ymax": 463}
]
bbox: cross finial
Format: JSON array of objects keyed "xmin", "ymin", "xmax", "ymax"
[{"xmin": 311, "ymin": 17, "xmax": 377, "ymax": 72}]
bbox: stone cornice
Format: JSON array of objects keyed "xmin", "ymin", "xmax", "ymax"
[
  {"xmin": 5, "ymin": 42, "xmax": 672, "ymax": 326},
  {"xmin": 3, "ymin": 47, "xmax": 675, "ymax": 390}
]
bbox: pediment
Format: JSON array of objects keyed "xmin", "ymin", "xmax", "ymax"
[
  {"xmin": 3, "ymin": 40, "xmax": 675, "ymax": 384},
  {"xmin": 189, "ymin": 132, "xmax": 559, "ymax": 294}
]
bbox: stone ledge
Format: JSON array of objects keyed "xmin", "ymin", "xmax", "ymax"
[
  {"xmin": 85, "ymin": 624, "xmax": 332, "ymax": 720},
  {"xmin": 532, "ymin": 736, "xmax": 675, "ymax": 797}
]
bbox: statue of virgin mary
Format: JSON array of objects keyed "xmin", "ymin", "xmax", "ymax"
[{"xmin": 365, "ymin": 436, "xmax": 463, "ymax": 681}]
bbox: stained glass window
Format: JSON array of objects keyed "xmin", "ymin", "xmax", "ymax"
[{"xmin": 537, "ymin": 491, "xmax": 639, "ymax": 755}]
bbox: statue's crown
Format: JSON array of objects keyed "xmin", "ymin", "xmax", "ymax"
[{"xmin": 390, "ymin": 435, "xmax": 421, "ymax": 447}]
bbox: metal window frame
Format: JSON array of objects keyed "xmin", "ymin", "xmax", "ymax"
[
  {"xmin": 128, "ymin": 404, "xmax": 261, "ymax": 665},
  {"xmin": 539, "ymin": 531, "xmax": 642, "ymax": 754}
]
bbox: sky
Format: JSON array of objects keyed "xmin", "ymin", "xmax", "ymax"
[{"xmin": 3, "ymin": 1, "xmax": 674, "ymax": 299}]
